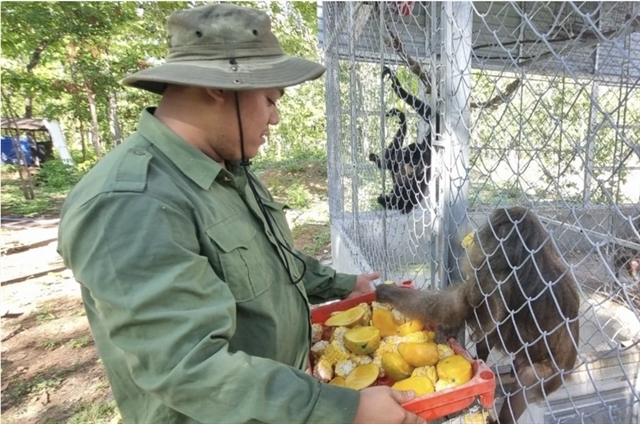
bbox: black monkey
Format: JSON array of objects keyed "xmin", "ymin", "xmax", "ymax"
[
  {"xmin": 382, "ymin": 65, "xmax": 439, "ymax": 183},
  {"xmin": 368, "ymin": 108, "xmax": 428, "ymax": 214},
  {"xmin": 368, "ymin": 108, "xmax": 407, "ymax": 174}
]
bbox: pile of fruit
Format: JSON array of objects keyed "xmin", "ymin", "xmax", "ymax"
[{"xmin": 311, "ymin": 301, "xmax": 473, "ymax": 397}]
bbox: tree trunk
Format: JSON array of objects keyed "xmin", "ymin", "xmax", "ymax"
[
  {"xmin": 108, "ymin": 91, "xmax": 122, "ymax": 147},
  {"xmin": 79, "ymin": 118, "xmax": 87, "ymax": 163},
  {"xmin": 85, "ymin": 83, "xmax": 102, "ymax": 157},
  {"xmin": 24, "ymin": 40, "xmax": 48, "ymax": 119},
  {"xmin": 25, "ymin": 98, "xmax": 33, "ymax": 119}
]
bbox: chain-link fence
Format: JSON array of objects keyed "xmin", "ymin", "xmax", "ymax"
[{"xmin": 320, "ymin": 2, "xmax": 640, "ymax": 423}]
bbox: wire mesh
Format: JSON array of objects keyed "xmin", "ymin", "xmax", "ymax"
[{"xmin": 321, "ymin": 1, "xmax": 640, "ymax": 423}]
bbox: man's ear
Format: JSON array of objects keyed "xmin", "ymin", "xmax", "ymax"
[{"xmin": 205, "ymin": 88, "xmax": 226, "ymax": 103}]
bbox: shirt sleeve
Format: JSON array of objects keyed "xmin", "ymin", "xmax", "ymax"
[
  {"xmin": 295, "ymin": 250, "xmax": 357, "ymax": 304},
  {"xmin": 58, "ymin": 191, "xmax": 360, "ymax": 424}
]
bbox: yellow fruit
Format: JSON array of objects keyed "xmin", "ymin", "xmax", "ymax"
[
  {"xmin": 397, "ymin": 342, "xmax": 439, "ymax": 367},
  {"xmin": 392, "ymin": 376, "xmax": 435, "ymax": 397},
  {"xmin": 436, "ymin": 354, "xmax": 473, "ymax": 387},
  {"xmin": 381, "ymin": 352, "xmax": 414, "ymax": 382},
  {"xmin": 397, "ymin": 319, "xmax": 424, "ymax": 336},
  {"xmin": 372, "ymin": 308, "xmax": 399, "ymax": 337},
  {"xmin": 461, "ymin": 231, "xmax": 476, "ymax": 250},
  {"xmin": 329, "ymin": 376, "xmax": 346, "ymax": 386},
  {"xmin": 344, "ymin": 326, "xmax": 381, "ymax": 355},
  {"xmin": 324, "ymin": 306, "xmax": 365, "ymax": 327},
  {"xmin": 345, "ymin": 363, "xmax": 380, "ymax": 390}
]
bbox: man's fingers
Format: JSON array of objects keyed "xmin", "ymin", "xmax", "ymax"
[{"xmin": 390, "ymin": 389, "xmax": 416, "ymax": 404}]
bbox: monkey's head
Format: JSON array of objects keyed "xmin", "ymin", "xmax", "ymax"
[{"xmin": 468, "ymin": 207, "xmax": 551, "ymax": 274}]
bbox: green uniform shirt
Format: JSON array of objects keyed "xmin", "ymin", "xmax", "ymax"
[{"xmin": 57, "ymin": 108, "xmax": 360, "ymax": 423}]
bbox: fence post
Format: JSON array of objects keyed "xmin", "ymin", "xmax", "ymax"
[{"xmin": 442, "ymin": 2, "xmax": 472, "ymax": 285}]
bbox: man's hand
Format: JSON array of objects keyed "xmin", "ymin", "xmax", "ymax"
[
  {"xmin": 346, "ymin": 272, "xmax": 381, "ymax": 299},
  {"xmin": 354, "ymin": 386, "xmax": 426, "ymax": 424}
]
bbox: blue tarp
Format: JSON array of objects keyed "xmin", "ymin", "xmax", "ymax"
[{"xmin": 1, "ymin": 136, "xmax": 34, "ymax": 165}]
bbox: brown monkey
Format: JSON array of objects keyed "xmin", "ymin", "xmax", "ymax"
[
  {"xmin": 613, "ymin": 217, "xmax": 640, "ymax": 281},
  {"xmin": 614, "ymin": 237, "xmax": 640, "ymax": 281},
  {"xmin": 376, "ymin": 206, "xmax": 580, "ymax": 424}
]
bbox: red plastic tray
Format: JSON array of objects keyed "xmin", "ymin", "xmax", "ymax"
[{"xmin": 310, "ymin": 281, "xmax": 496, "ymax": 421}]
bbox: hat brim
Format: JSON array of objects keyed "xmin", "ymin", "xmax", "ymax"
[{"xmin": 121, "ymin": 55, "xmax": 326, "ymax": 95}]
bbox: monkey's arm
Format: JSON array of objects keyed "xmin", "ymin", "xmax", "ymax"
[
  {"xmin": 383, "ymin": 66, "xmax": 432, "ymax": 122},
  {"xmin": 375, "ymin": 284, "xmax": 469, "ymax": 329}
]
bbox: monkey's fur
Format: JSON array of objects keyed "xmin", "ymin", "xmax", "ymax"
[{"xmin": 376, "ymin": 207, "xmax": 580, "ymax": 424}]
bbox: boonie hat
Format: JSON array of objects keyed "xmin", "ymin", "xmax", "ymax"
[{"xmin": 122, "ymin": 3, "xmax": 326, "ymax": 95}]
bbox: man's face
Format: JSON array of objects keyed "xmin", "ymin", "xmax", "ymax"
[{"xmin": 216, "ymin": 88, "xmax": 282, "ymax": 161}]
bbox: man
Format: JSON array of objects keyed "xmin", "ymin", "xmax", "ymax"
[{"xmin": 58, "ymin": 4, "xmax": 425, "ymax": 424}]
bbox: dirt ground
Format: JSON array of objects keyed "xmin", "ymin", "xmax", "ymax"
[{"xmin": 1, "ymin": 218, "xmax": 117, "ymax": 424}]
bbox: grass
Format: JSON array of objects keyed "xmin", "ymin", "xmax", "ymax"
[
  {"xmin": 1, "ymin": 166, "xmax": 68, "ymax": 218},
  {"xmin": 63, "ymin": 399, "xmax": 119, "ymax": 424}
]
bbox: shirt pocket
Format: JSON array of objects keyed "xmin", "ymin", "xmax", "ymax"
[
  {"xmin": 261, "ymin": 199, "xmax": 295, "ymax": 248},
  {"xmin": 205, "ymin": 216, "xmax": 274, "ymax": 303}
]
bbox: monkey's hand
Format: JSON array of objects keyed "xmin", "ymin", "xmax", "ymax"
[
  {"xmin": 368, "ymin": 152, "xmax": 379, "ymax": 163},
  {"xmin": 381, "ymin": 65, "xmax": 393, "ymax": 80}
]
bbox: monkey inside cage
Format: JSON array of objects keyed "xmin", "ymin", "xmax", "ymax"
[{"xmin": 320, "ymin": 2, "xmax": 640, "ymax": 423}]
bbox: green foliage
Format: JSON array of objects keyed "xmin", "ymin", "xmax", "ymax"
[
  {"xmin": 36, "ymin": 160, "xmax": 84, "ymax": 190},
  {"xmin": 286, "ymin": 183, "xmax": 313, "ymax": 209}
]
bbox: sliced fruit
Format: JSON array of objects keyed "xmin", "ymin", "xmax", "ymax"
[
  {"xmin": 461, "ymin": 231, "xmax": 476, "ymax": 250},
  {"xmin": 398, "ymin": 342, "xmax": 439, "ymax": 367},
  {"xmin": 324, "ymin": 306, "xmax": 365, "ymax": 327},
  {"xmin": 372, "ymin": 308, "xmax": 399, "ymax": 337},
  {"xmin": 391, "ymin": 376, "xmax": 435, "ymax": 397},
  {"xmin": 345, "ymin": 363, "xmax": 380, "ymax": 390},
  {"xmin": 343, "ymin": 326, "xmax": 381, "ymax": 355},
  {"xmin": 397, "ymin": 319, "xmax": 424, "ymax": 336},
  {"xmin": 329, "ymin": 376, "xmax": 346, "ymax": 386},
  {"xmin": 436, "ymin": 354, "xmax": 473, "ymax": 387},
  {"xmin": 381, "ymin": 352, "xmax": 414, "ymax": 382}
]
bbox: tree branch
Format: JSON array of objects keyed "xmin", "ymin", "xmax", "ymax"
[{"xmin": 26, "ymin": 39, "xmax": 49, "ymax": 73}]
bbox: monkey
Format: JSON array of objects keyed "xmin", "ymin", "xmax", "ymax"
[
  {"xmin": 368, "ymin": 108, "xmax": 429, "ymax": 214},
  {"xmin": 375, "ymin": 206, "xmax": 580, "ymax": 424},
  {"xmin": 369, "ymin": 108, "xmax": 408, "ymax": 174},
  {"xmin": 382, "ymin": 65, "xmax": 440, "ymax": 178},
  {"xmin": 613, "ymin": 237, "xmax": 640, "ymax": 281},
  {"xmin": 613, "ymin": 217, "xmax": 640, "ymax": 281}
]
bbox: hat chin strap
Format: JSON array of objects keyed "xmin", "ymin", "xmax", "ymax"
[
  {"xmin": 233, "ymin": 90, "xmax": 306, "ymax": 285},
  {"xmin": 233, "ymin": 91, "xmax": 251, "ymax": 167}
]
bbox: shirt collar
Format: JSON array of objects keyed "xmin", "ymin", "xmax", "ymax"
[{"xmin": 136, "ymin": 107, "xmax": 223, "ymax": 190}]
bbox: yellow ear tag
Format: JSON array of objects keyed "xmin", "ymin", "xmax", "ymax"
[{"xmin": 461, "ymin": 231, "xmax": 475, "ymax": 250}]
